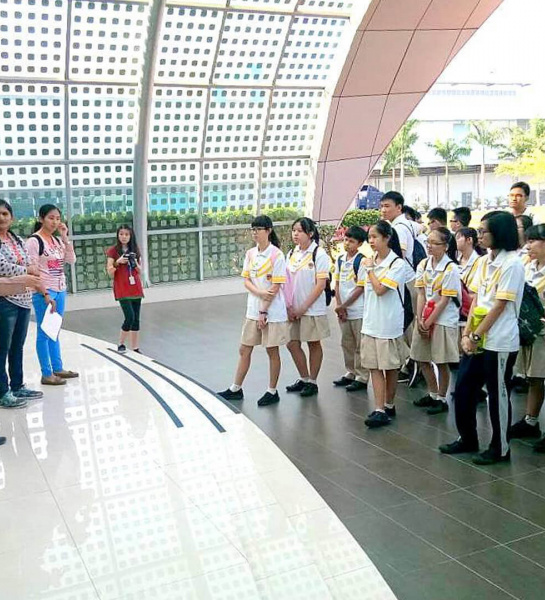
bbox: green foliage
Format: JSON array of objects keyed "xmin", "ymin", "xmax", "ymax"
[
  {"xmin": 381, "ymin": 119, "xmax": 420, "ymax": 176},
  {"xmin": 427, "ymin": 139, "xmax": 471, "ymax": 170},
  {"xmin": 341, "ymin": 209, "xmax": 381, "ymax": 228}
]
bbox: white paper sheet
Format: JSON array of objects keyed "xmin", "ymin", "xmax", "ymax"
[{"xmin": 40, "ymin": 305, "xmax": 63, "ymax": 341}]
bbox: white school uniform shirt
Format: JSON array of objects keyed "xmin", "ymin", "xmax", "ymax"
[
  {"xmin": 391, "ymin": 214, "xmax": 414, "ymax": 268},
  {"xmin": 510, "ymin": 207, "xmax": 542, "ymax": 226},
  {"xmin": 469, "ymin": 250, "xmax": 525, "ymax": 353},
  {"xmin": 361, "ymin": 250, "xmax": 407, "ymax": 340},
  {"xmin": 334, "ymin": 252, "xmax": 365, "ymax": 321},
  {"xmin": 241, "ymin": 244, "xmax": 287, "ymax": 323},
  {"xmin": 459, "ymin": 250, "xmax": 481, "ymax": 287},
  {"xmin": 287, "ymin": 241, "xmax": 331, "ymax": 317},
  {"xmin": 415, "ymin": 255, "xmax": 461, "ymax": 329},
  {"xmin": 525, "ymin": 259, "xmax": 545, "ymax": 309}
]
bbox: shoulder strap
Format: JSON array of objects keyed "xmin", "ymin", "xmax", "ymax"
[
  {"xmin": 30, "ymin": 234, "xmax": 44, "ymax": 256},
  {"xmin": 399, "ymin": 221, "xmax": 416, "ymax": 240},
  {"xmin": 337, "ymin": 255, "xmax": 343, "ymax": 271},
  {"xmin": 353, "ymin": 253, "xmax": 363, "ymax": 278},
  {"xmin": 389, "ymin": 256, "xmax": 405, "ymax": 308}
]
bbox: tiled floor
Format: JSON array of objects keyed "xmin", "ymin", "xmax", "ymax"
[
  {"xmin": 60, "ymin": 292, "xmax": 545, "ymax": 600},
  {"xmin": 0, "ymin": 326, "xmax": 394, "ymax": 600}
]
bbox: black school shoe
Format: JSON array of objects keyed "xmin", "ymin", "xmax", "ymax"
[
  {"xmin": 385, "ymin": 406, "xmax": 396, "ymax": 418},
  {"xmin": 218, "ymin": 388, "xmax": 244, "ymax": 401},
  {"xmin": 258, "ymin": 391, "xmax": 280, "ymax": 407},
  {"xmin": 286, "ymin": 379, "xmax": 306, "ymax": 393},
  {"xmin": 472, "ymin": 449, "xmax": 511, "ymax": 465},
  {"xmin": 345, "ymin": 380, "xmax": 367, "ymax": 392},
  {"xmin": 509, "ymin": 418, "xmax": 542, "ymax": 439},
  {"xmin": 300, "ymin": 382, "xmax": 319, "ymax": 397},
  {"xmin": 414, "ymin": 394, "xmax": 434, "ymax": 407},
  {"xmin": 439, "ymin": 439, "xmax": 479, "ymax": 455},
  {"xmin": 427, "ymin": 399, "xmax": 449, "ymax": 415},
  {"xmin": 365, "ymin": 410, "xmax": 391, "ymax": 428},
  {"xmin": 333, "ymin": 376, "xmax": 354, "ymax": 387}
]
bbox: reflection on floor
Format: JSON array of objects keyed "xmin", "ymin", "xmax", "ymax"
[
  {"xmin": 62, "ymin": 293, "xmax": 545, "ymax": 600},
  {"xmin": 0, "ymin": 328, "xmax": 395, "ymax": 600}
]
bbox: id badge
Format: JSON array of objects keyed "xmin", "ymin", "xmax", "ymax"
[{"xmin": 129, "ymin": 275, "xmax": 136, "ymax": 285}]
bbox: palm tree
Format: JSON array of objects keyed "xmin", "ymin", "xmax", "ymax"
[
  {"xmin": 466, "ymin": 120, "xmax": 502, "ymax": 209},
  {"xmin": 381, "ymin": 120, "xmax": 420, "ymax": 194},
  {"xmin": 428, "ymin": 139, "xmax": 471, "ymax": 208}
]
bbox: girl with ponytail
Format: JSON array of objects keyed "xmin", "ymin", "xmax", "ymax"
[{"xmin": 218, "ymin": 215, "xmax": 288, "ymax": 407}]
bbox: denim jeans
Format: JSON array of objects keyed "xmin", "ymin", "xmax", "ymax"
[
  {"xmin": 0, "ymin": 298, "xmax": 31, "ymax": 397},
  {"xmin": 32, "ymin": 290, "xmax": 66, "ymax": 377}
]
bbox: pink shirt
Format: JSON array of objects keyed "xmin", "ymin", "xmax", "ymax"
[{"xmin": 26, "ymin": 234, "xmax": 76, "ymax": 292}]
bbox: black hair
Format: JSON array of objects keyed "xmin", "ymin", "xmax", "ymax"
[
  {"xmin": 402, "ymin": 205, "xmax": 418, "ymax": 221},
  {"xmin": 456, "ymin": 227, "xmax": 486, "ymax": 255},
  {"xmin": 115, "ymin": 224, "xmax": 141, "ymax": 258},
  {"xmin": 0, "ymin": 199, "xmax": 14, "ymax": 218},
  {"xmin": 414, "ymin": 211, "xmax": 422, "ymax": 220},
  {"xmin": 292, "ymin": 217, "xmax": 319, "ymax": 243},
  {"xmin": 428, "ymin": 207, "xmax": 447, "ymax": 225},
  {"xmin": 344, "ymin": 225, "xmax": 366, "ymax": 244},
  {"xmin": 34, "ymin": 203, "xmax": 62, "ymax": 233},
  {"xmin": 434, "ymin": 227, "xmax": 458, "ymax": 262},
  {"xmin": 251, "ymin": 215, "xmax": 281, "ymax": 249},
  {"xmin": 371, "ymin": 219, "xmax": 403, "ymax": 258},
  {"xmin": 516, "ymin": 214, "xmax": 533, "ymax": 231},
  {"xmin": 511, "ymin": 181, "xmax": 531, "ymax": 197},
  {"xmin": 381, "ymin": 190, "xmax": 405, "ymax": 207},
  {"xmin": 526, "ymin": 224, "xmax": 545, "ymax": 242},
  {"xmin": 481, "ymin": 211, "xmax": 519, "ymax": 251},
  {"xmin": 452, "ymin": 206, "xmax": 471, "ymax": 227}
]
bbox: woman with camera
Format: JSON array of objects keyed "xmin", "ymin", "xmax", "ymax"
[{"xmin": 106, "ymin": 225, "xmax": 144, "ymax": 353}]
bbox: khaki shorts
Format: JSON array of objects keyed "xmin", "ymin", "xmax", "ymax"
[
  {"xmin": 410, "ymin": 324, "xmax": 459, "ymax": 364},
  {"xmin": 289, "ymin": 315, "xmax": 330, "ymax": 343},
  {"xmin": 518, "ymin": 335, "xmax": 545, "ymax": 378},
  {"xmin": 241, "ymin": 319, "xmax": 288, "ymax": 348},
  {"xmin": 360, "ymin": 335, "xmax": 409, "ymax": 371}
]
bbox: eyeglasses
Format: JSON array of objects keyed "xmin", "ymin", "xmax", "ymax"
[{"xmin": 250, "ymin": 227, "xmax": 267, "ymax": 233}]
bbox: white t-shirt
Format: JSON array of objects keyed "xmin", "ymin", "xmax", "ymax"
[
  {"xmin": 391, "ymin": 214, "xmax": 415, "ymax": 268},
  {"xmin": 361, "ymin": 250, "xmax": 407, "ymax": 340},
  {"xmin": 470, "ymin": 250, "xmax": 525, "ymax": 352},
  {"xmin": 415, "ymin": 255, "xmax": 461, "ymax": 329},
  {"xmin": 241, "ymin": 244, "xmax": 287, "ymax": 323},
  {"xmin": 287, "ymin": 241, "xmax": 331, "ymax": 317},
  {"xmin": 510, "ymin": 206, "xmax": 542, "ymax": 226},
  {"xmin": 334, "ymin": 252, "xmax": 365, "ymax": 321}
]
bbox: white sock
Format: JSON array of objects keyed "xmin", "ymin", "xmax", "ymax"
[
  {"xmin": 376, "ymin": 408, "xmax": 386, "ymax": 413},
  {"xmin": 302, "ymin": 377, "xmax": 310, "ymax": 383},
  {"xmin": 437, "ymin": 395, "xmax": 447, "ymax": 404},
  {"xmin": 230, "ymin": 384, "xmax": 242, "ymax": 392},
  {"xmin": 430, "ymin": 392, "xmax": 438, "ymax": 400},
  {"xmin": 309, "ymin": 379, "xmax": 317, "ymax": 385},
  {"xmin": 525, "ymin": 415, "xmax": 539, "ymax": 427},
  {"xmin": 385, "ymin": 403, "xmax": 395, "ymax": 409},
  {"xmin": 344, "ymin": 372, "xmax": 355, "ymax": 380},
  {"xmin": 267, "ymin": 388, "xmax": 277, "ymax": 395}
]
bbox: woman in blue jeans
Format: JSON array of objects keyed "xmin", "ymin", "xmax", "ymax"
[
  {"xmin": 26, "ymin": 204, "xmax": 78, "ymax": 385},
  {"xmin": 0, "ymin": 200, "xmax": 48, "ymax": 409}
]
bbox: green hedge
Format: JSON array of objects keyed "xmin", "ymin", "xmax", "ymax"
[{"xmin": 341, "ymin": 209, "xmax": 381, "ymax": 228}]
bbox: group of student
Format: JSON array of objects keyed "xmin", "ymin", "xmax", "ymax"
[
  {"xmin": 0, "ymin": 200, "xmax": 144, "ymax": 448},
  {"xmin": 219, "ymin": 181, "xmax": 545, "ymax": 466}
]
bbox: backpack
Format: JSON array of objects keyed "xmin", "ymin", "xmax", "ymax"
[
  {"xmin": 400, "ymin": 222, "xmax": 426, "ymax": 271},
  {"xmin": 519, "ymin": 283, "xmax": 545, "ymax": 346},
  {"xmin": 29, "ymin": 233, "xmax": 60, "ymax": 256},
  {"xmin": 442, "ymin": 259, "xmax": 471, "ymax": 320},
  {"xmin": 336, "ymin": 253, "xmax": 364, "ymax": 280},
  {"xmin": 391, "ymin": 257, "xmax": 414, "ymax": 331}
]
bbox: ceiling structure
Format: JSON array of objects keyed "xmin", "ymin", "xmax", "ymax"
[{"xmin": 0, "ymin": 0, "xmax": 503, "ymax": 224}]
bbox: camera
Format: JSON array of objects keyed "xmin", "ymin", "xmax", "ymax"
[{"xmin": 124, "ymin": 252, "xmax": 137, "ymax": 270}]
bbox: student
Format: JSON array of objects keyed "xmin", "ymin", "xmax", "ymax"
[
  {"xmin": 456, "ymin": 227, "xmax": 485, "ymax": 286},
  {"xmin": 509, "ymin": 181, "xmax": 541, "ymax": 224},
  {"xmin": 516, "ymin": 214, "xmax": 533, "ymax": 257},
  {"xmin": 333, "ymin": 226, "xmax": 368, "ymax": 392},
  {"xmin": 403, "ymin": 205, "xmax": 427, "ymax": 253},
  {"xmin": 218, "ymin": 216, "xmax": 288, "ymax": 406},
  {"xmin": 427, "ymin": 208, "xmax": 448, "ymax": 231},
  {"xmin": 0, "ymin": 200, "xmax": 47, "ymax": 409},
  {"xmin": 414, "ymin": 211, "xmax": 429, "ymax": 249},
  {"xmin": 26, "ymin": 204, "xmax": 78, "ymax": 385},
  {"xmin": 450, "ymin": 207, "xmax": 472, "ymax": 233},
  {"xmin": 106, "ymin": 225, "xmax": 144, "ymax": 353},
  {"xmin": 285, "ymin": 217, "xmax": 331, "ymax": 398},
  {"xmin": 361, "ymin": 221, "xmax": 409, "ymax": 428},
  {"xmin": 411, "ymin": 228, "xmax": 461, "ymax": 415},
  {"xmin": 440, "ymin": 211, "xmax": 525, "ymax": 464},
  {"xmin": 509, "ymin": 224, "xmax": 545, "ymax": 452},
  {"xmin": 380, "ymin": 191, "xmax": 414, "ymax": 267}
]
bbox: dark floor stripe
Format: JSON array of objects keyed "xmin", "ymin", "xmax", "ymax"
[
  {"xmin": 81, "ymin": 344, "xmax": 183, "ymax": 428},
  {"xmin": 151, "ymin": 358, "xmax": 241, "ymax": 414},
  {"xmin": 108, "ymin": 349, "xmax": 226, "ymax": 433}
]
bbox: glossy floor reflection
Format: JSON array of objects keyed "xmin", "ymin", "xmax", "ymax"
[
  {"xmin": 0, "ymin": 328, "xmax": 395, "ymax": 600},
  {"xmin": 62, "ymin": 294, "xmax": 545, "ymax": 600}
]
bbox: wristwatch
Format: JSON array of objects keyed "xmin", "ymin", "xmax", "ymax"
[
  {"xmin": 259, "ymin": 311, "xmax": 268, "ymax": 315},
  {"xmin": 469, "ymin": 332, "xmax": 481, "ymax": 343}
]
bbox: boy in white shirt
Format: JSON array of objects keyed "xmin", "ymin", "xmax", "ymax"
[{"xmin": 333, "ymin": 226, "xmax": 369, "ymax": 392}]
